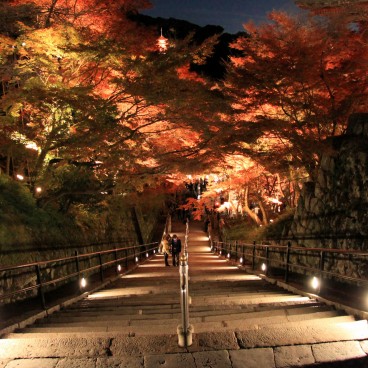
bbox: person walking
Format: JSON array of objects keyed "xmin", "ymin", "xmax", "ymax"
[
  {"xmin": 171, "ymin": 234, "xmax": 182, "ymax": 266},
  {"xmin": 161, "ymin": 235, "xmax": 171, "ymax": 267}
]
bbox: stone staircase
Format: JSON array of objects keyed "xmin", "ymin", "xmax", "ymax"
[{"xmin": 1, "ymin": 222, "xmax": 368, "ymax": 367}]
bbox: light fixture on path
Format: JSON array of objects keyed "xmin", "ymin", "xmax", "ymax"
[{"xmin": 311, "ymin": 276, "xmax": 320, "ymax": 291}]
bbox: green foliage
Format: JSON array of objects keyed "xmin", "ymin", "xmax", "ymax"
[
  {"xmin": 0, "ymin": 174, "xmax": 166, "ymax": 251},
  {"xmin": 222, "ymin": 218, "xmax": 262, "ymax": 243},
  {"xmin": 223, "ymin": 208, "xmax": 295, "ymax": 242},
  {"xmin": 259, "ymin": 208, "xmax": 295, "ymax": 240},
  {"xmin": 0, "ymin": 174, "xmax": 85, "ymax": 250},
  {"xmin": 0, "ymin": 174, "xmax": 37, "ymax": 217}
]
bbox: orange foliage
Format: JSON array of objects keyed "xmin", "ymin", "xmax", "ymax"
[{"xmin": 226, "ymin": 9, "xmax": 368, "ymax": 179}]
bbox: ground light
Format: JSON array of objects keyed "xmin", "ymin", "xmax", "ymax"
[
  {"xmin": 117, "ymin": 264, "xmax": 122, "ymax": 272},
  {"xmin": 135, "ymin": 256, "xmax": 139, "ymax": 263},
  {"xmin": 80, "ymin": 277, "xmax": 87, "ymax": 289},
  {"xmin": 261, "ymin": 263, "xmax": 267, "ymax": 272},
  {"xmin": 227, "ymin": 253, "xmax": 231, "ymax": 259},
  {"xmin": 153, "ymin": 250, "xmax": 156, "ymax": 254},
  {"xmin": 146, "ymin": 252, "xmax": 149, "ymax": 258},
  {"xmin": 311, "ymin": 276, "xmax": 320, "ymax": 291},
  {"xmin": 239, "ymin": 257, "xmax": 243, "ymax": 264}
]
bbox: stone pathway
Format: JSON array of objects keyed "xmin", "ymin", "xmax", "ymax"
[{"xmin": 1, "ymin": 221, "xmax": 368, "ymax": 367}]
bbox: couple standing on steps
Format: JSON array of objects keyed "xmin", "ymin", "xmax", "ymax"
[{"xmin": 161, "ymin": 234, "xmax": 182, "ymax": 267}]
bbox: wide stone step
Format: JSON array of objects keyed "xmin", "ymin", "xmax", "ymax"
[
  {"xmin": 11, "ymin": 317, "xmax": 368, "ymax": 340},
  {"xmin": 17, "ymin": 314, "xmax": 355, "ymax": 336},
  {"xmin": 39, "ymin": 312, "xmax": 180, "ymax": 324},
  {"xmin": 192, "ymin": 294, "xmax": 311, "ymax": 306},
  {"xmin": 189, "ymin": 287, "xmax": 286, "ymax": 296},
  {"xmin": 2, "ymin": 224, "xmax": 366, "ymax": 368},
  {"xmin": 45, "ymin": 297, "xmax": 324, "ymax": 316},
  {"xmin": 66, "ymin": 295, "xmax": 313, "ymax": 313},
  {"xmin": 37, "ymin": 303, "xmax": 337, "ymax": 326},
  {"xmin": 192, "ymin": 314, "xmax": 356, "ymax": 334},
  {"xmin": 235, "ymin": 319, "xmax": 368, "ymax": 348}
]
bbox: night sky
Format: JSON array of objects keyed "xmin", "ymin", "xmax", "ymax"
[{"xmin": 143, "ymin": 0, "xmax": 303, "ymax": 34}]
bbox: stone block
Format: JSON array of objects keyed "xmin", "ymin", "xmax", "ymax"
[
  {"xmin": 192, "ymin": 350, "xmax": 232, "ymax": 368},
  {"xmin": 360, "ymin": 340, "xmax": 368, "ymax": 354},
  {"xmin": 236, "ymin": 321, "xmax": 368, "ymax": 349},
  {"xmin": 230, "ymin": 348, "xmax": 275, "ymax": 368},
  {"xmin": 0, "ymin": 360, "xmax": 11, "ymax": 368},
  {"xmin": 96, "ymin": 357, "xmax": 144, "ymax": 368},
  {"xmin": 0, "ymin": 337, "xmax": 110, "ymax": 359},
  {"xmin": 4, "ymin": 358, "xmax": 58, "ymax": 368},
  {"xmin": 110, "ymin": 335, "xmax": 182, "ymax": 356},
  {"xmin": 145, "ymin": 353, "xmax": 195, "ymax": 368},
  {"xmin": 320, "ymin": 155, "xmax": 335, "ymax": 171},
  {"xmin": 274, "ymin": 345, "xmax": 314, "ymax": 367},
  {"xmin": 346, "ymin": 113, "xmax": 368, "ymax": 136},
  {"xmin": 190, "ymin": 332, "xmax": 239, "ymax": 351},
  {"xmin": 312, "ymin": 340, "xmax": 366, "ymax": 363},
  {"xmin": 54, "ymin": 358, "xmax": 96, "ymax": 368}
]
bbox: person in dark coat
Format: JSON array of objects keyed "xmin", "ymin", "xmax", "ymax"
[{"xmin": 171, "ymin": 234, "xmax": 182, "ymax": 266}]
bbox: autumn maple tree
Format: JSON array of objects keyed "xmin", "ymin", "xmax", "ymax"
[
  {"xmin": 223, "ymin": 10, "xmax": 368, "ymax": 181},
  {"xmin": 179, "ymin": 8, "xmax": 368, "ymax": 226},
  {"xmin": 0, "ymin": 0, "xmax": 230, "ymax": 214}
]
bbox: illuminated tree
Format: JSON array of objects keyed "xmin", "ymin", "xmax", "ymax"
[
  {"xmin": 0, "ymin": 1, "xmax": 160, "ymax": 205},
  {"xmin": 224, "ymin": 10, "xmax": 368, "ymax": 180},
  {"xmin": 0, "ymin": 0, "xmax": 230, "ymax": 213}
]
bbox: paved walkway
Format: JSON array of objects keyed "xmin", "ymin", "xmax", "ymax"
[{"xmin": 1, "ymin": 221, "xmax": 368, "ymax": 367}]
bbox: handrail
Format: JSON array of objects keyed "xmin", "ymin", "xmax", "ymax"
[
  {"xmin": 212, "ymin": 240, "xmax": 368, "ymax": 294},
  {"xmin": 0, "ymin": 241, "xmax": 159, "ymax": 308},
  {"xmin": 0, "ymin": 242, "xmax": 160, "ymax": 272},
  {"xmin": 216, "ymin": 240, "xmax": 368, "ymax": 256},
  {"xmin": 178, "ymin": 218, "xmax": 193, "ymax": 347}
]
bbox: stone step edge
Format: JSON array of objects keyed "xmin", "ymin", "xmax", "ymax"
[
  {"xmin": 247, "ymin": 268, "xmax": 368, "ymax": 321},
  {"xmin": 3, "ymin": 324, "xmax": 368, "ymax": 356},
  {"xmin": 37, "ymin": 303, "xmax": 334, "ymax": 321},
  {"xmin": 35, "ymin": 308, "xmax": 343, "ymax": 326},
  {"xmin": 0, "ymin": 261, "xmax": 145, "ymax": 338},
  {"xmin": 18, "ymin": 314, "xmax": 355, "ymax": 334}
]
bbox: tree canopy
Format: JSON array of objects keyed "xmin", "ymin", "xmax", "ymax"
[{"xmin": 0, "ymin": 1, "xmax": 367, "ymax": 228}]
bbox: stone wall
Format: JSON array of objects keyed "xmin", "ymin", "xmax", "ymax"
[
  {"xmin": 0, "ymin": 206, "xmax": 165, "ymax": 305},
  {"xmin": 287, "ymin": 113, "xmax": 368, "ymax": 279},
  {"xmin": 289, "ymin": 113, "xmax": 368, "ymax": 248}
]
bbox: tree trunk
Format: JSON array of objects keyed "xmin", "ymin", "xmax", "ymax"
[
  {"xmin": 258, "ymin": 199, "xmax": 268, "ymax": 225},
  {"xmin": 243, "ymin": 185, "xmax": 261, "ymax": 225},
  {"xmin": 130, "ymin": 207, "xmax": 144, "ymax": 245},
  {"xmin": 6, "ymin": 147, "xmax": 12, "ymax": 176},
  {"xmin": 45, "ymin": 0, "xmax": 59, "ymax": 27}
]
